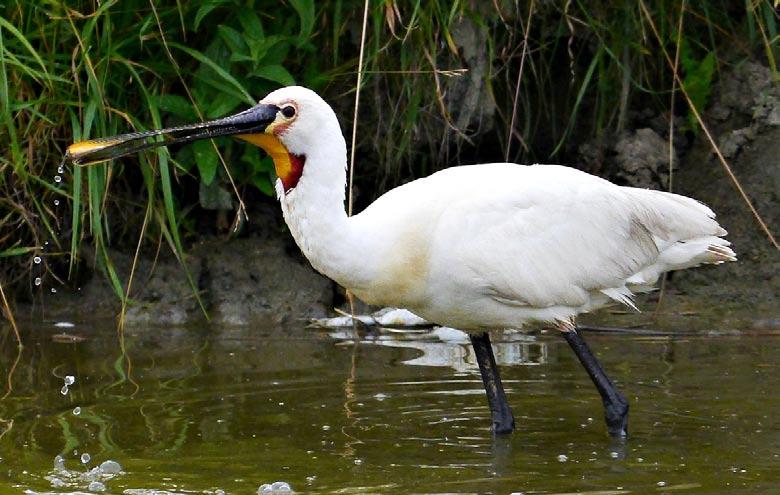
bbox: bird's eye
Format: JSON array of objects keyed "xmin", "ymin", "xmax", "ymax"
[{"xmin": 281, "ymin": 105, "xmax": 296, "ymax": 119}]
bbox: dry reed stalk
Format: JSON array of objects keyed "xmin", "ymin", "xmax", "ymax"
[
  {"xmin": 639, "ymin": 0, "xmax": 779, "ymax": 250},
  {"xmin": 506, "ymin": 0, "xmax": 535, "ymax": 162}
]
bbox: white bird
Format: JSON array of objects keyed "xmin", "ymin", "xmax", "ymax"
[{"xmin": 68, "ymin": 86, "xmax": 736, "ymax": 437}]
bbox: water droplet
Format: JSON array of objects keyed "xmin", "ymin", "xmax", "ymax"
[
  {"xmin": 64, "ymin": 375, "xmax": 75, "ymax": 385},
  {"xmin": 54, "ymin": 199, "xmax": 60, "ymax": 206},
  {"xmin": 53, "ymin": 455, "xmax": 66, "ymax": 471},
  {"xmin": 50, "ymin": 476, "xmax": 67, "ymax": 488},
  {"xmin": 34, "ymin": 277, "xmax": 42, "ymax": 286},
  {"xmin": 557, "ymin": 454, "xmax": 568, "ymax": 462},
  {"xmin": 57, "ymin": 165, "xmax": 64, "ymax": 174},
  {"xmin": 353, "ymin": 458, "xmax": 363, "ymax": 465},
  {"xmin": 258, "ymin": 481, "xmax": 292, "ymax": 494},
  {"xmin": 33, "ymin": 256, "xmax": 41, "ymax": 264},
  {"xmin": 88, "ymin": 480, "xmax": 106, "ymax": 492},
  {"xmin": 98, "ymin": 460, "xmax": 122, "ymax": 474},
  {"xmin": 321, "ymin": 425, "xmax": 330, "ymax": 431},
  {"xmin": 272, "ymin": 482, "xmax": 291, "ymax": 490},
  {"xmin": 54, "ymin": 175, "xmax": 62, "ymax": 183},
  {"xmin": 610, "ymin": 451, "xmax": 619, "ymax": 459},
  {"xmin": 60, "ymin": 385, "xmax": 69, "ymax": 395},
  {"xmin": 80, "ymin": 453, "xmax": 91, "ymax": 464},
  {"xmin": 73, "ymin": 407, "xmax": 81, "ymax": 415},
  {"xmin": 51, "ymin": 287, "xmax": 57, "ymax": 294}
]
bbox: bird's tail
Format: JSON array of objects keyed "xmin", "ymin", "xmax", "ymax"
[{"xmin": 624, "ymin": 189, "xmax": 736, "ymax": 287}]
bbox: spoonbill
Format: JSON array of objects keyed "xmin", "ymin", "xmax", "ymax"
[{"xmin": 68, "ymin": 86, "xmax": 735, "ymax": 437}]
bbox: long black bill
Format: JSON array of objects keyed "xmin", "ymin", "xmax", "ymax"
[{"xmin": 66, "ymin": 103, "xmax": 280, "ymax": 166}]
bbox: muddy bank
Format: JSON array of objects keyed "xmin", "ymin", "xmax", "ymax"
[
  {"xmin": 671, "ymin": 62, "xmax": 778, "ymax": 305},
  {"xmin": 24, "ymin": 215, "xmax": 334, "ymax": 327}
]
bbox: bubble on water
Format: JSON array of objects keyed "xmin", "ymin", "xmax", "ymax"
[
  {"xmin": 88, "ymin": 480, "xmax": 106, "ymax": 492},
  {"xmin": 657, "ymin": 481, "xmax": 667, "ymax": 487},
  {"xmin": 258, "ymin": 481, "xmax": 292, "ymax": 494},
  {"xmin": 60, "ymin": 385, "xmax": 69, "ymax": 395},
  {"xmin": 34, "ymin": 277, "xmax": 42, "ymax": 286},
  {"xmin": 53, "ymin": 455, "xmax": 66, "ymax": 471},
  {"xmin": 55, "ymin": 175, "xmax": 62, "ymax": 183},
  {"xmin": 353, "ymin": 458, "xmax": 363, "ymax": 465},
  {"xmin": 64, "ymin": 375, "xmax": 75, "ymax": 385},
  {"xmin": 557, "ymin": 454, "xmax": 568, "ymax": 462},
  {"xmin": 33, "ymin": 256, "xmax": 42, "ymax": 264},
  {"xmin": 51, "ymin": 287, "xmax": 57, "ymax": 293},
  {"xmin": 81, "ymin": 453, "xmax": 91, "ymax": 464},
  {"xmin": 49, "ymin": 476, "xmax": 67, "ymax": 488},
  {"xmin": 321, "ymin": 425, "xmax": 330, "ymax": 431},
  {"xmin": 54, "ymin": 199, "xmax": 60, "ymax": 206},
  {"xmin": 98, "ymin": 460, "xmax": 122, "ymax": 474},
  {"xmin": 73, "ymin": 406, "xmax": 81, "ymax": 415},
  {"xmin": 610, "ymin": 451, "xmax": 620, "ymax": 459}
]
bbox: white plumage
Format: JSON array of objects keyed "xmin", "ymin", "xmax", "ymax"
[
  {"xmin": 68, "ymin": 85, "xmax": 736, "ymax": 436},
  {"xmin": 266, "ymin": 87, "xmax": 735, "ymax": 332}
]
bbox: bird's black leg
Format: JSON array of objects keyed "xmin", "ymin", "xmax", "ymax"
[
  {"xmin": 470, "ymin": 332, "xmax": 515, "ymax": 434},
  {"xmin": 562, "ymin": 328, "xmax": 629, "ymax": 437}
]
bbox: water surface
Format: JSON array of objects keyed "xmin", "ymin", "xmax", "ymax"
[{"xmin": 1, "ymin": 318, "xmax": 779, "ymax": 494}]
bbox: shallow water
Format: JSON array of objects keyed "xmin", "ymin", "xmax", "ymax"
[{"xmin": 1, "ymin": 319, "xmax": 779, "ymax": 494}]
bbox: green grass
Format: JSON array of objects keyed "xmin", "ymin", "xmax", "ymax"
[{"xmin": 0, "ymin": 0, "xmax": 776, "ymax": 310}]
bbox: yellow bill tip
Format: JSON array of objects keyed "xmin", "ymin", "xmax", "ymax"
[{"xmin": 66, "ymin": 139, "xmax": 119, "ymax": 160}]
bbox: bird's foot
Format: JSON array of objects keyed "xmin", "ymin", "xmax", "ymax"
[
  {"xmin": 492, "ymin": 408, "xmax": 515, "ymax": 435},
  {"xmin": 604, "ymin": 396, "xmax": 629, "ymax": 438}
]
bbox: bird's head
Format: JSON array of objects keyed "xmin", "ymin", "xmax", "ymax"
[{"xmin": 67, "ymin": 86, "xmax": 342, "ymax": 195}]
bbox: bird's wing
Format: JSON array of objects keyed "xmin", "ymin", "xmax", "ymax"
[{"xmin": 426, "ymin": 164, "xmax": 667, "ymax": 309}]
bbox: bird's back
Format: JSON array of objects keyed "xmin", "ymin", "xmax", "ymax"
[{"xmin": 351, "ymin": 163, "xmax": 734, "ymax": 330}]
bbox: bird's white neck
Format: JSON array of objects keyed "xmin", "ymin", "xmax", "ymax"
[{"xmin": 276, "ymin": 133, "xmax": 375, "ymax": 292}]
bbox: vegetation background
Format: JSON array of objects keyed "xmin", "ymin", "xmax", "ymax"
[{"xmin": 0, "ymin": 0, "xmax": 777, "ymax": 319}]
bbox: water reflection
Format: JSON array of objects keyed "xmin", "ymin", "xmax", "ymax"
[
  {"xmin": 0, "ymin": 320, "xmax": 779, "ymax": 494},
  {"xmin": 327, "ymin": 327, "xmax": 548, "ymax": 371}
]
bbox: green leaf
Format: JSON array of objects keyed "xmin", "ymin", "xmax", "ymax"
[
  {"xmin": 206, "ymin": 92, "xmax": 241, "ymax": 118},
  {"xmin": 154, "ymin": 94, "xmax": 196, "ymax": 120},
  {"xmin": 199, "ymin": 180, "xmax": 233, "ymax": 210},
  {"xmin": 237, "ymin": 9, "xmax": 265, "ymax": 41},
  {"xmin": 251, "ymin": 64, "xmax": 295, "ymax": 86},
  {"xmin": 0, "ymin": 246, "xmax": 36, "ymax": 257},
  {"xmin": 193, "ymin": 140, "xmax": 219, "ymax": 185},
  {"xmin": 217, "ymin": 25, "xmax": 247, "ymax": 55},
  {"xmin": 169, "ymin": 41, "xmax": 254, "ymax": 104},
  {"xmin": 681, "ymin": 44, "xmax": 716, "ymax": 132},
  {"xmin": 194, "ymin": 0, "xmax": 230, "ymax": 31},
  {"xmin": 0, "ymin": 16, "xmax": 50, "ymax": 82},
  {"xmin": 288, "ymin": 0, "xmax": 315, "ymax": 42},
  {"xmin": 251, "ymin": 174, "xmax": 275, "ymax": 196}
]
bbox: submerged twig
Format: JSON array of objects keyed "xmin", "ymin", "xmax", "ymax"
[
  {"xmin": 0, "ymin": 280, "xmax": 20, "ymax": 347},
  {"xmin": 2, "ymin": 345, "xmax": 22, "ymax": 400}
]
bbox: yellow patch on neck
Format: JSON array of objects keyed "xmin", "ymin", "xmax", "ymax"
[{"xmin": 237, "ymin": 132, "xmax": 304, "ymax": 192}]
